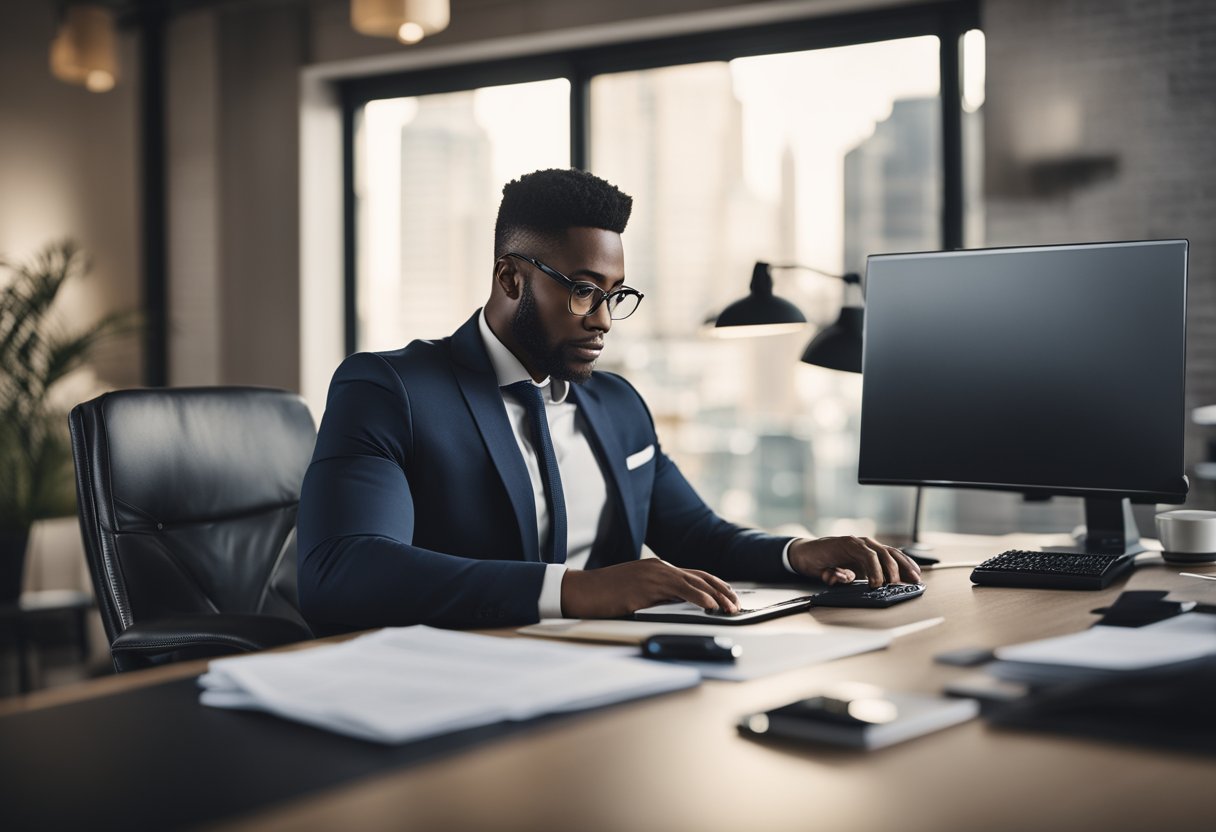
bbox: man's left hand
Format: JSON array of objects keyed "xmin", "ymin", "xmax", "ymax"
[{"xmin": 788, "ymin": 536, "xmax": 922, "ymax": 587}]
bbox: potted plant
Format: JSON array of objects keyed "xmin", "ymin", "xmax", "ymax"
[{"xmin": 0, "ymin": 240, "xmax": 135, "ymax": 602}]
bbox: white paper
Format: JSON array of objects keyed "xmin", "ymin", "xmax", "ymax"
[
  {"xmin": 993, "ymin": 613, "xmax": 1216, "ymax": 673},
  {"xmin": 518, "ymin": 619, "xmax": 892, "ymax": 681},
  {"xmin": 198, "ymin": 627, "xmax": 700, "ymax": 744}
]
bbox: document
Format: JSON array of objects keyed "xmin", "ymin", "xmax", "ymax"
[
  {"xmin": 989, "ymin": 612, "xmax": 1216, "ymax": 683},
  {"xmin": 518, "ymin": 619, "xmax": 893, "ymax": 681},
  {"xmin": 198, "ymin": 627, "xmax": 700, "ymax": 744}
]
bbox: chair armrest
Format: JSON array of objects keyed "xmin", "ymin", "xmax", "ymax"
[{"xmin": 110, "ymin": 614, "xmax": 314, "ymax": 671}]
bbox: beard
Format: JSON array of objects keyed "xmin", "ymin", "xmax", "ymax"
[{"xmin": 510, "ymin": 278, "xmax": 594, "ymax": 383}]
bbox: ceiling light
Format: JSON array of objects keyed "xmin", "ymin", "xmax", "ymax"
[
  {"xmin": 351, "ymin": 0, "xmax": 450, "ymax": 45},
  {"xmin": 49, "ymin": 5, "xmax": 119, "ymax": 93}
]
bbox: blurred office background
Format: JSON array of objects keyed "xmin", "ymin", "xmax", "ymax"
[{"xmin": 1, "ymin": 0, "xmax": 1214, "ymax": 693}]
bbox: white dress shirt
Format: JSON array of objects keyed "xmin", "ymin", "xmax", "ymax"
[
  {"xmin": 478, "ymin": 311, "xmax": 612, "ymax": 617},
  {"xmin": 477, "ymin": 311, "xmax": 799, "ymax": 619}
]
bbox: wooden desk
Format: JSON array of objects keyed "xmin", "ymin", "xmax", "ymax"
[{"xmin": 3, "ymin": 534, "xmax": 1215, "ymax": 832}]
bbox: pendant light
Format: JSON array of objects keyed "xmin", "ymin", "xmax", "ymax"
[
  {"xmin": 49, "ymin": 5, "xmax": 119, "ymax": 93},
  {"xmin": 351, "ymin": 0, "xmax": 451, "ymax": 45}
]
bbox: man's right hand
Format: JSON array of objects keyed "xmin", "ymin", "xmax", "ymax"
[{"xmin": 560, "ymin": 559, "xmax": 739, "ymax": 619}]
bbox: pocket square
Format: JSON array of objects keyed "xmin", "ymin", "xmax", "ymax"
[{"xmin": 626, "ymin": 444, "xmax": 655, "ymax": 470}]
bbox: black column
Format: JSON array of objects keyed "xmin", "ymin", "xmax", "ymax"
[{"xmin": 138, "ymin": 8, "xmax": 168, "ymax": 386}]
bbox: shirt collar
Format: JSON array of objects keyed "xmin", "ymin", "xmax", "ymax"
[{"xmin": 477, "ymin": 308, "xmax": 570, "ymax": 404}]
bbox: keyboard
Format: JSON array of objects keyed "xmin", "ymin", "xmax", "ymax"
[
  {"xmin": 970, "ymin": 549, "xmax": 1136, "ymax": 590},
  {"xmin": 809, "ymin": 582, "xmax": 926, "ymax": 608}
]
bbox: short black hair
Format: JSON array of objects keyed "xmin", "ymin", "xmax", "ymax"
[{"xmin": 494, "ymin": 168, "xmax": 633, "ymax": 257}]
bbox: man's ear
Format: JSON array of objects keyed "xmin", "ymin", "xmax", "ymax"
[{"xmin": 494, "ymin": 256, "xmax": 523, "ymax": 300}]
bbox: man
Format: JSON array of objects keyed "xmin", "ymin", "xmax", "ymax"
[{"xmin": 298, "ymin": 168, "xmax": 919, "ymax": 633}]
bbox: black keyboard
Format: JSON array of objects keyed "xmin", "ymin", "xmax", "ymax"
[
  {"xmin": 970, "ymin": 549, "xmax": 1136, "ymax": 590},
  {"xmin": 809, "ymin": 582, "xmax": 926, "ymax": 608}
]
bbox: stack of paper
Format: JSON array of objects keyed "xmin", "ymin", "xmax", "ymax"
[
  {"xmin": 988, "ymin": 612, "xmax": 1216, "ymax": 685},
  {"xmin": 198, "ymin": 627, "xmax": 700, "ymax": 744}
]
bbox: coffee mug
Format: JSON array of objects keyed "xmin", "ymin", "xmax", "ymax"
[{"xmin": 1155, "ymin": 509, "xmax": 1216, "ymax": 564}]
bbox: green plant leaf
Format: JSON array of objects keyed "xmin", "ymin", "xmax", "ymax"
[{"xmin": 0, "ymin": 240, "xmax": 138, "ymax": 525}]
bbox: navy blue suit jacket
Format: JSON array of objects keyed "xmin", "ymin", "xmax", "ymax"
[{"xmin": 297, "ymin": 311, "xmax": 793, "ymax": 632}]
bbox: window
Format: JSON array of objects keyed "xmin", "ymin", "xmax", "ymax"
[
  {"xmin": 343, "ymin": 3, "xmax": 982, "ymax": 539},
  {"xmin": 589, "ymin": 39, "xmax": 942, "ymax": 536},
  {"xmin": 354, "ymin": 80, "xmax": 570, "ymax": 350}
]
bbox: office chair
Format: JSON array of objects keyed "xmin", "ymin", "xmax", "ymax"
[{"xmin": 69, "ymin": 387, "xmax": 316, "ymax": 671}]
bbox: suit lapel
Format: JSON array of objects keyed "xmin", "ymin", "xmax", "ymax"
[
  {"xmin": 568, "ymin": 384, "xmax": 642, "ymax": 557},
  {"xmin": 450, "ymin": 313, "xmax": 541, "ymax": 563}
]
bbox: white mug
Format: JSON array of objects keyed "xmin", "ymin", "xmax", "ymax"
[{"xmin": 1155, "ymin": 509, "xmax": 1216, "ymax": 563}]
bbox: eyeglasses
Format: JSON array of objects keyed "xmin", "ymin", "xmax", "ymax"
[{"xmin": 505, "ymin": 252, "xmax": 644, "ymax": 320}]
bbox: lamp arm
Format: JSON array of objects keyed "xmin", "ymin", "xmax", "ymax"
[{"xmin": 769, "ymin": 263, "xmax": 861, "ymax": 285}]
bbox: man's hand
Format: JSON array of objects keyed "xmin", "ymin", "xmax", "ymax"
[
  {"xmin": 561, "ymin": 559, "xmax": 739, "ymax": 619},
  {"xmin": 788, "ymin": 536, "xmax": 922, "ymax": 587}
]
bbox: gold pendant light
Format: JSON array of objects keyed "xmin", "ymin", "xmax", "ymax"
[
  {"xmin": 351, "ymin": 0, "xmax": 450, "ymax": 45},
  {"xmin": 49, "ymin": 5, "xmax": 119, "ymax": 93}
]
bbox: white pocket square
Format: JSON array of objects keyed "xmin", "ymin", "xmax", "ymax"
[{"xmin": 625, "ymin": 444, "xmax": 655, "ymax": 470}]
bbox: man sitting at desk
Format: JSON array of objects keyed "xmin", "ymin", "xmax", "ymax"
[{"xmin": 297, "ymin": 168, "xmax": 920, "ymax": 633}]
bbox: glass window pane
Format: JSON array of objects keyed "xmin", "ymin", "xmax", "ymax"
[
  {"xmin": 962, "ymin": 28, "xmax": 986, "ymax": 248},
  {"xmin": 354, "ymin": 79, "xmax": 570, "ymax": 351},
  {"xmin": 590, "ymin": 38, "xmax": 942, "ymax": 538}
]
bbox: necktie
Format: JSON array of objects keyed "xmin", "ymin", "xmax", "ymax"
[{"xmin": 505, "ymin": 381, "xmax": 567, "ymax": 564}]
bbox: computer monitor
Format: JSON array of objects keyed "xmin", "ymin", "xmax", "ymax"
[{"xmin": 858, "ymin": 240, "xmax": 1189, "ymax": 554}]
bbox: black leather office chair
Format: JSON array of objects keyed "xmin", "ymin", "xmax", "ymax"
[{"xmin": 69, "ymin": 387, "xmax": 316, "ymax": 671}]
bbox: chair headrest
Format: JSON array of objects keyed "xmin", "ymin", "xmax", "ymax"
[{"xmin": 87, "ymin": 387, "xmax": 316, "ymax": 527}]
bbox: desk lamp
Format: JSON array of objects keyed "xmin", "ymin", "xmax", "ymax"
[
  {"xmin": 710, "ymin": 262, "xmax": 808, "ymax": 337},
  {"xmin": 712, "ymin": 261, "xmax": 862, "ymax": 367},
  {"xmin": 713, "ymin": 261, "xmax": 937, "ymax": 564}
]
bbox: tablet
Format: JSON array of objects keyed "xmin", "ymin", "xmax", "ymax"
[{"xmin": 633, "ymin": 587, "xmax": 816, "ymax": 625}]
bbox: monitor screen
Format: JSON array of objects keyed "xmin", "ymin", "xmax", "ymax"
[{"xmin": 859, "ymin": 240, "xmax": 1189, "ymax": 546}]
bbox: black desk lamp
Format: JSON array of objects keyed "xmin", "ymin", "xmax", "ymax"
[
  {"xmin": 712, "ymin": 261, "xmax": 863, "ymax": 371},
  {"xmin": 713, "ymin": 261, "xmax": 937, "ymax": 564},
  {"xmin": 711, "ymin": 262, "xmax": 808, "ymax": 336}
]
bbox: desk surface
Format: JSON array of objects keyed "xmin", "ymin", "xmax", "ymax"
[{"xmin": 3, "ymin": 533, "xmax": 1215, "ymax": 832}]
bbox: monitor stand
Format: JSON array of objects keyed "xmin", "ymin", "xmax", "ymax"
[{"xmin": 1046, "ymin": 496, "xmax": 1146, "ymax": 556}]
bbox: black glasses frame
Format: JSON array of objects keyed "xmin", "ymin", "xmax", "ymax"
[{"xmin": 505, "ymin": 252, "xmax": 644, "ymax": 320}]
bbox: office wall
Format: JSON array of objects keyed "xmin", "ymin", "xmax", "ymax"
[
  {"xmin": 0, "ymin": 2, "xmax": 142, "ymax": 390},
  {"xmin": 168, "ymin": 12, "xmax": 222, "ymax": 386},
  {"xmin": 983, "ymin": 0, "xmax": 1216, "ymax": 478}
]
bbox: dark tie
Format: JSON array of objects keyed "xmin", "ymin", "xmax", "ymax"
[{"xmin": 505, "ymin": 381, "xmax": 567, "ymax": 564}]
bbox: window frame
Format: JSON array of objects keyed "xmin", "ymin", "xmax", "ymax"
[{"xmin": 339, "ymin": 1, "xmax": 980, "ymax": 354}]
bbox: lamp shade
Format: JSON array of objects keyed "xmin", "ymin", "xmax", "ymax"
[
  {"xmin": 801, "ymin": 306, "xmax": 863, "ymax": 373},
  {"xmin": 351, "ymin": 0, "xmax": 450, "ymax": 44},
  {"xmin": 712, "ymin": 262, "xmax": 807, "ymax": 336},
  {"xmin": 49, "ymin": 6, "xmax": 118, "ymax": 93}
]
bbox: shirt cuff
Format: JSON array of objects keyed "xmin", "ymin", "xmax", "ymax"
[
  {"xmin": 538, "ymin": 563, "xmax": 569, "ymax": 618},
  {"xmin": 781, "ymin": 538, "xmax": 802, "ymax": 574}
]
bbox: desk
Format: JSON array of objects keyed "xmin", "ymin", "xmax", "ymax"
[{"xmin": 2, "ymin": 534, "xmax": 1214, "ymax": 832}]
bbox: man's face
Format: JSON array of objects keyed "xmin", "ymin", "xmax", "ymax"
[{"xmin": 509, "ymin": 227, "xmax": 626, "ymax": 383}]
